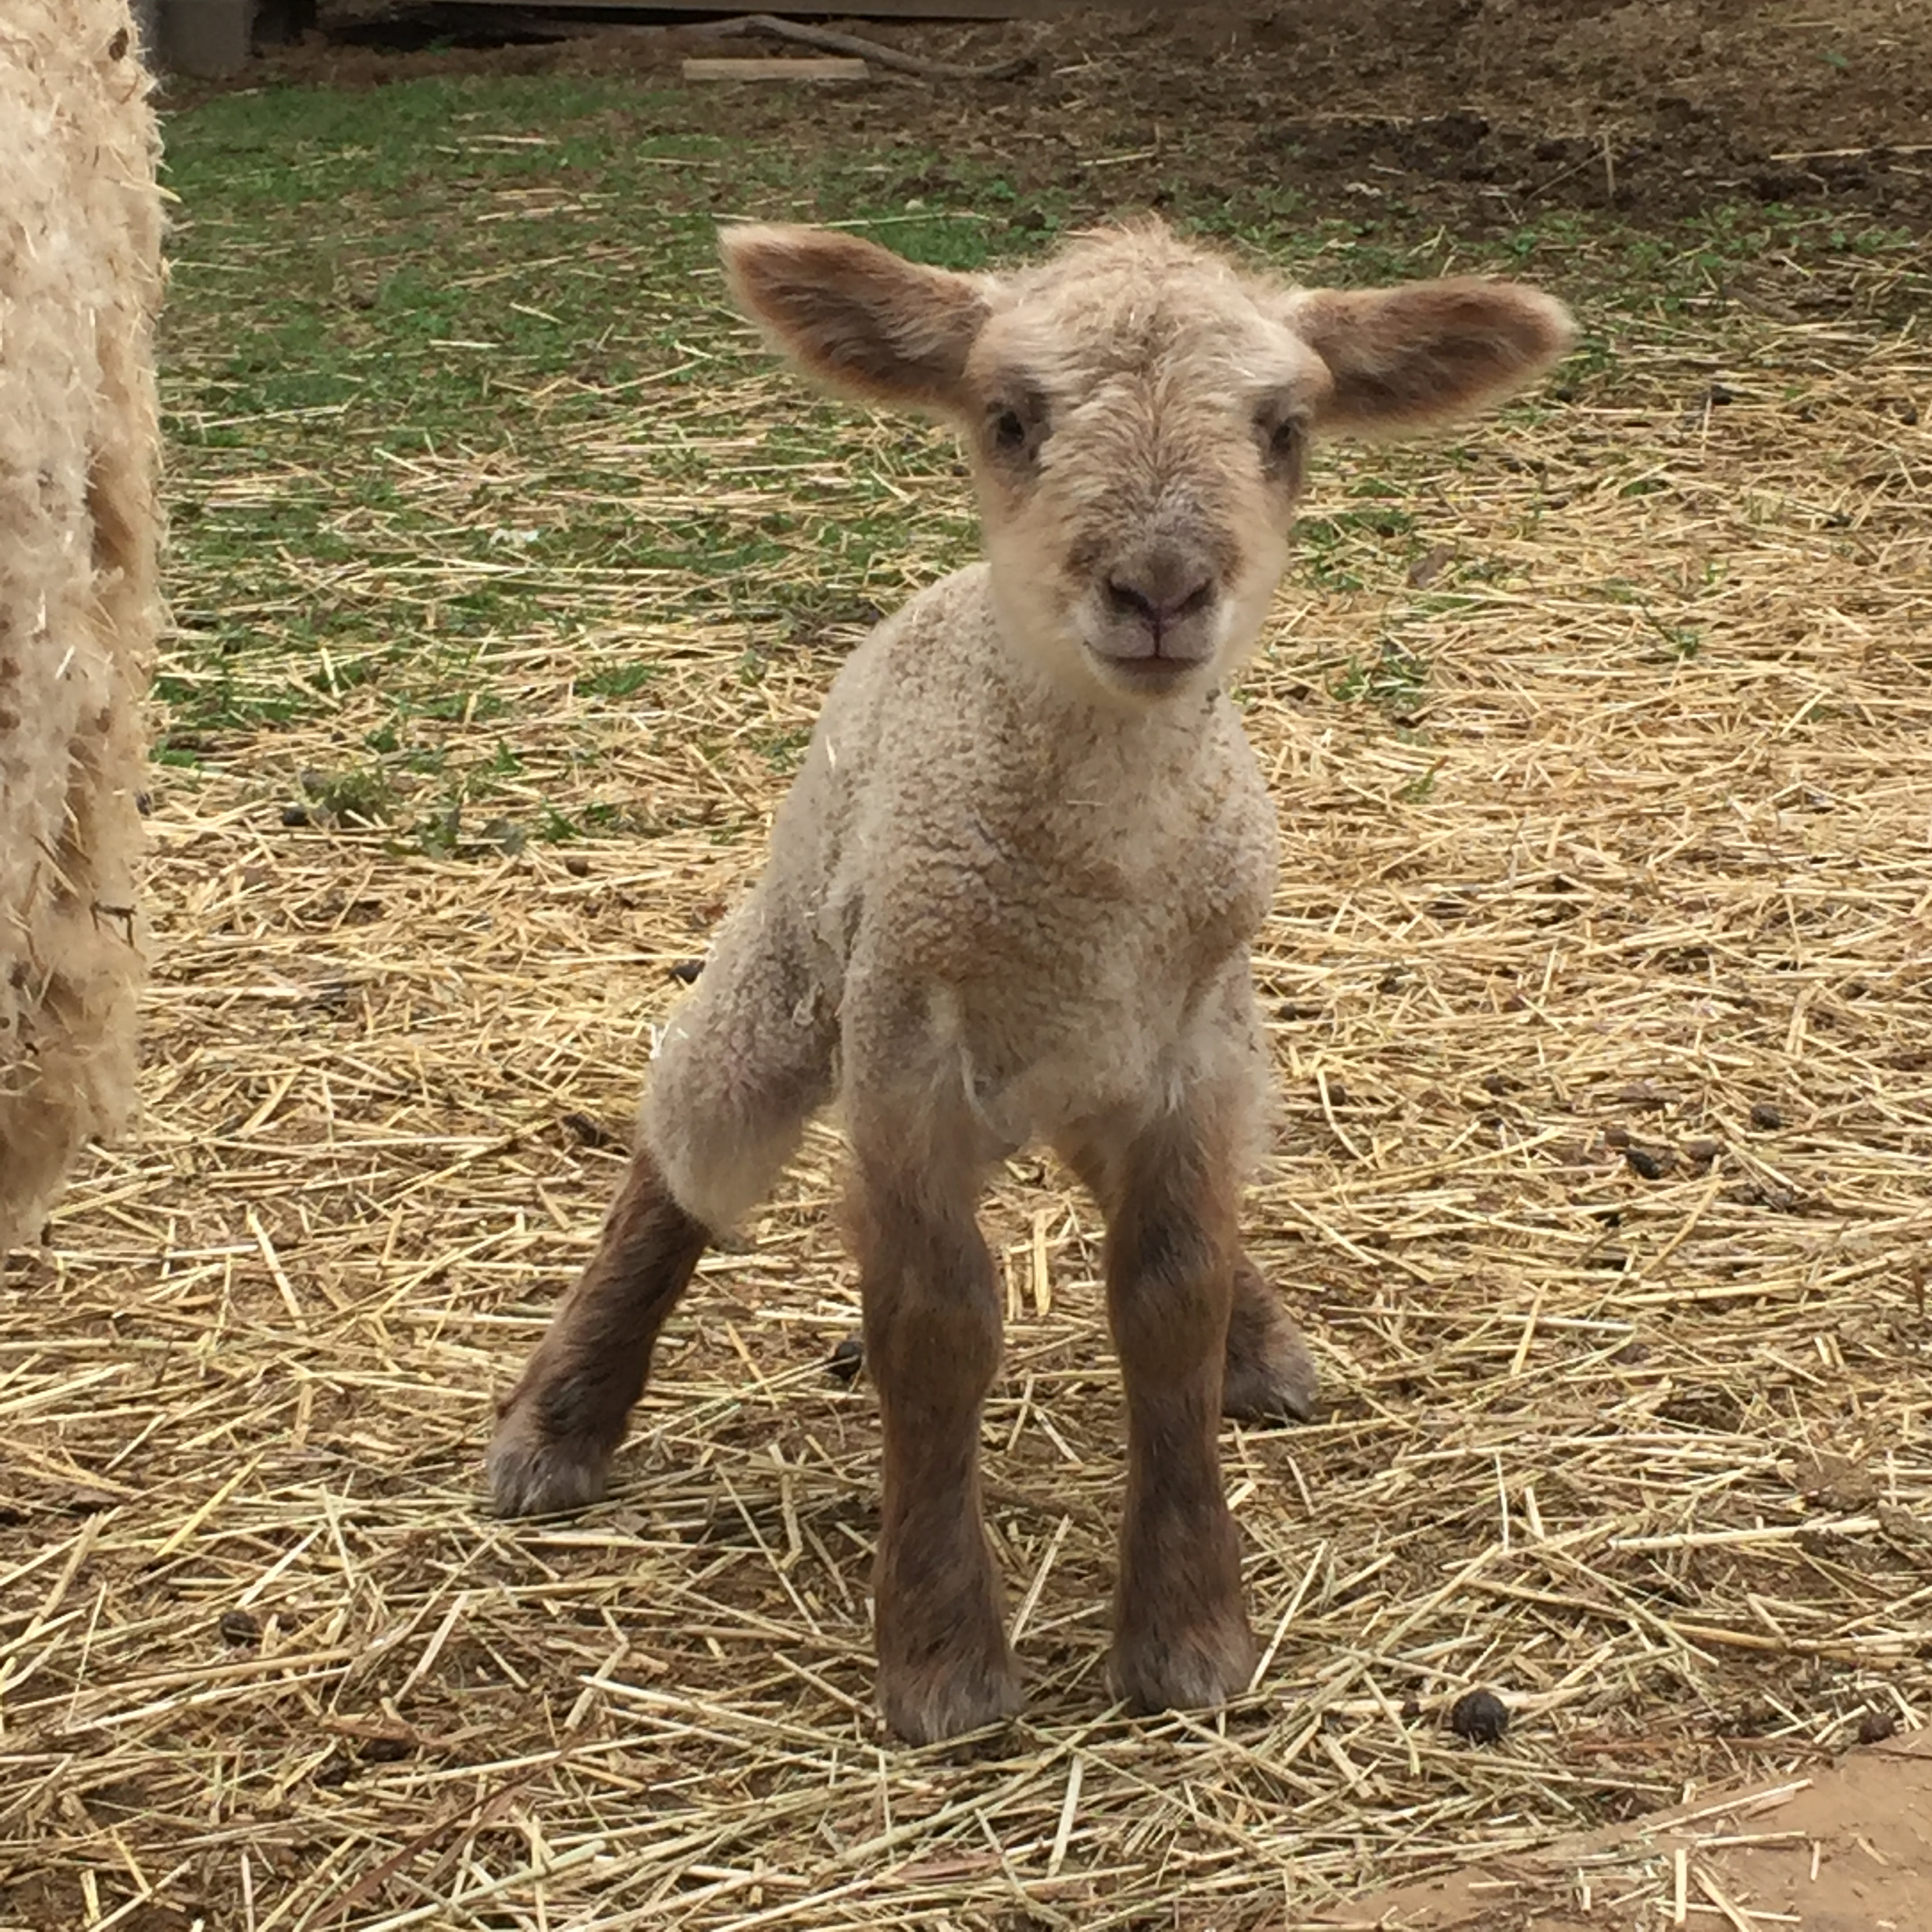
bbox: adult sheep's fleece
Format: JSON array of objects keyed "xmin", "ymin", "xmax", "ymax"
[{"xmin": 0, "ymin": 2, "xmax": 163, "ymax": 1253}]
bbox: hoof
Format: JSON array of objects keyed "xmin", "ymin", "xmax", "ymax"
[
  {"xmin": 1110, "ymin": 1608, "xmax": 1257, "ymax": 1716},
  {"xmin": 878, "ymin": 1649, "xmax": 1023, "ymax": 1745},
  {"xmin": 485, "ymin": 1409, "xmax": 610, "ymax": 1517},
  {"xmin": 1224, "ymin": 1268, "xmax": 1320, "ymax": 1424}
]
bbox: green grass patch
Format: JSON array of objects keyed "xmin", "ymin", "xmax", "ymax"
[{"xmin": 155, "ymin": 72, "xmax": 1926, "ymax": 847}]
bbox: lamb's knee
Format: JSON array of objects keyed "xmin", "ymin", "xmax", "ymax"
[{"xmin": 642, "ymin": 1008, "xmax": 826, "ymax": 1234}]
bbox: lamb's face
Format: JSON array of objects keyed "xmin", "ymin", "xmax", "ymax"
[
  {"xmin": 965, "ymin": 236, "xmax": 1330, "ymax": 705},
  {"xmin": 721, "ymin": 219, "xmax": 1572, "ymax": 710}
]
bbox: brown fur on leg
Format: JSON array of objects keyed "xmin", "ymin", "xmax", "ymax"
[
  {"xmin": 852, "ymin": 1148, "xmax": 1020, "ymax": 1743},
  {"xmin": 1222, "ymin": 1253, "xmax": 1320, "ymax": 1423},
  {"xmin": 1093, "ymin": 1099, "xmax": 1257, "ymax": 1715},
  {"xmin": 488, "ymin": 1147, "xmax": 709, "ymax": 1516}
]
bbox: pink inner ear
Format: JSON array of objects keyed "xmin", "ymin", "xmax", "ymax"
[
  {"xmin": 1294, "ymin": 279, "xmax": 1574, "ymax": 434},
  {"xmin": 721, "ymin": 225, "xmax": 989, "ymax": 413}
]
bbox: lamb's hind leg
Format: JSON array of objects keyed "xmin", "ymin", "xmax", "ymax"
[
  {"xmin": 488, "ymin": 909, "xmax": 832, "ymax": 1516},
  {"xmin": 1222, "ymin": 1253, "xmax": 1319, "ymax": 1425}
]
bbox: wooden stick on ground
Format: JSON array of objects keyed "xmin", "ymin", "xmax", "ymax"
[{"xmin": 705, "ymin": 13, "xmax": 1040, "ymax": 81}]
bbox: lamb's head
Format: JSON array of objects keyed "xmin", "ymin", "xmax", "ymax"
[{"xmin": 722, "ymin": 219, "xmax": 1573, "ymax": 705}]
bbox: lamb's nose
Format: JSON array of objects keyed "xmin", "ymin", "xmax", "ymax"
[{"xmin": 1104, "ymin": 572, "xmax": 1215, "ymax": 631}]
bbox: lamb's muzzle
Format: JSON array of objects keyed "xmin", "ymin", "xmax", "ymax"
[
  {"xmin": 1097, "ymin": 539, "xmax": 1220, "ymax": 677},
  {"xmin": 487, "ymin": 215, "xmax": 1574, "ymax": 1743}
]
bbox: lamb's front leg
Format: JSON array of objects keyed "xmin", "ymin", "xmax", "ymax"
[
  {"xmin": 489, "ymin": 894, "xmax": 833, "ymax": 1516},
  {"xmin": 487, "ymin": 1146, "xmax": 710, "ymax": 1515},
  {"xmin": 852, "ymin": 1135, "xmax": 1019, "ymax": 1743},
  {"xmin": 1098, "ymin": 1100, "xmax": 1257, "ymax": 1713}
]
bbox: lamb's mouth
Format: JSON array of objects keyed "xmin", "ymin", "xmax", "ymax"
[{"xmin": 1084, "ymin": 638, "xmax": 1216, "ymax": 696}]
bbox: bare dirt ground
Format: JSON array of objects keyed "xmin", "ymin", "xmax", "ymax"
[
  {"xmin": 1332, "ymin": 1724, "xmax": 1932, "ymax": 1928},
  {"xmin": 210, "ymin": 0, "xmax": 1932, "ymax": 233}
]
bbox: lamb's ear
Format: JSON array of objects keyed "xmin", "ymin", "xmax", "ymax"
[
  {"xmin": 721, "ymin": 223, "xmax": 990, "ymax": 414},
  {"xmin": 1287, "ymin": 279, "xmax": 1574, "ymax": 436}
]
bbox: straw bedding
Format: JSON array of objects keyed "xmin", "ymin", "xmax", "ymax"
[
  {"xmin": 0, "ymin": 0, "xmax": 163, "ymax": 1256},
  {"xmin": 1, "ymin": 242, "xmax": 1928, "ymax": 1925}
]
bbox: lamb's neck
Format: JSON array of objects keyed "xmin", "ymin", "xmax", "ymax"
[{"xmin": 978, "ymin": 619, "xmax": 1231, "ymax": 793}]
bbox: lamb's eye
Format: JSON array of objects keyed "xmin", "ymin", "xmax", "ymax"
[{"xmin": 991, "ymin": 406, "xmax": 1029, "ymax": 452}]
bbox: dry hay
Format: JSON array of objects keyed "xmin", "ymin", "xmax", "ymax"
[
  {"xmin": 0, "ymin": 0, "xmax": 163, "ymax": 1255},
  {"xmin": 2, "ymin": 247, "xmax": 1930, "ymax": 1929}
]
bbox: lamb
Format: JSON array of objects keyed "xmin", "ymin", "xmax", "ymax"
[{"xmin": 488, "ymin": 219, "xmax": 1572, "ymax": 1743}]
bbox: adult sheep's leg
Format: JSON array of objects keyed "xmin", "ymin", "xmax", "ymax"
[
  {"xmin": 1068, "ymin": 1091, "xmax": 1257, "ymax": 1714},
  {"xmin": 488, "ymin": 904, "xmax": 832, "ymax": 1516},
  {"xmin": 850, "ymin": 1109, "xmax": 1019, "ymax": 1743}
]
